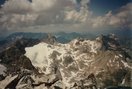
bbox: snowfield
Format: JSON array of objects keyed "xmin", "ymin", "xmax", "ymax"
[{"xmin": 25, "ymin": 38, "xmax": 132, "ymax": 88}]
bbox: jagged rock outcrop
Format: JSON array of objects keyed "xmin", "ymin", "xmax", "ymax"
[
  {"xmin": 0, "ymin": 38, "xmax": 40, "ymax": 76},
  {"xmin": 0, "ymin": 34, "xmax": 131, "ymax": 89},
  {"xmin": 45, "ymin": 33, "xmax": 57, "ymax": 45},
  {"xmin": 24, "ymin": 35, "xmax": 132, "ymax": 89}
]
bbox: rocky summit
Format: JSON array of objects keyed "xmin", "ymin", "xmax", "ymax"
[{"xmin": 0, "ymin": 34, "xmax": 132, "ymax": 89}]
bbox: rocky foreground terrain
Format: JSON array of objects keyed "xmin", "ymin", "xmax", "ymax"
[{"xmin": 0, "ymin": 34, "xmax": 132, "ymax": 89}]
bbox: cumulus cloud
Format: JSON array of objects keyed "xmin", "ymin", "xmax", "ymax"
[
  {"xmin": 0, "ymin": 0, "xmax": 73, "ymax": 30},
  {"xmin": 64, "ymin": 2, "xmax": 132, "ymax": 31},
  {"xmin": 0, "ymin": 0, "xmax": 131, "ymax": 34},
  {"xmin": 1, "ymin": 0, "xmax": 32, "ymax": 14},
  {"xmin": 92, "ymin": 3, "xmax": 132, "ymax": 28},
  {"xmin": 64, "ymin": 7, "xmax": 92, "ymax": 23}
]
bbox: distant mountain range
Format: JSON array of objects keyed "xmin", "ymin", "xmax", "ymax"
[
  {"xmin": 0, "ymin": 32, "xmax": 96, "ymax": 43},
  {"xmin": 0, "ymin": 31, "xmax": 131, "ymax": 49}
]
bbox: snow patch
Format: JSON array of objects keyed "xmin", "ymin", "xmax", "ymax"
[
  {"xmin": 25, "ymin": 38, "xmax": 129, "ymax": 88},
  {"xmin": 121, "ymin": 60, "xmax": 132, "ymax": 69},
  {"xmin": 25, "ymin": 42, "xmax": 55, "ymax": 74},
  {"xmin": 0, "ymin": 75, "xmax": 18, "ymax": 88},
  {"xmin": 0, "ymin": 64, "xmax": 7, "ymax": 75}
]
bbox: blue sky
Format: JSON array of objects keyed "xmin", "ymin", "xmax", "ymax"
[
  {"xmin": 89, "ymin": 0, "xmax": 131, "ymax": 15},
  {"xmin": 0, "ymin": 0, "xmax": 5, "ymax": 5}
]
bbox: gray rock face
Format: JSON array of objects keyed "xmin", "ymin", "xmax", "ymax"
[
  {"xmin": 24, "ymin": 36, "xmax": 132, "ymax": 89},
  {"xmin": 0, "ymin": 35, "xmax": 131, "ymax": 89}
]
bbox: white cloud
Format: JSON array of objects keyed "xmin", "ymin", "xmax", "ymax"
[
  {"xmin": 64, "ymin": 7, "xmax": 92, "ymax": 23},
  {"xmin": 91, "ymin": 3, "xmax": 132, "ymax": 28},
  {"xmin": 0, "ymin": 0, "xmax": 72, "ymax": 30},
  {"xmin": 1, "ymin": 0, "xmax": 32, "ymax": 14},
  {"xmin": 81, "ymin": 0, "xmax": 90, "ymax": 6},
  {"xmin": 31, "ymin": 0, "xmax": 56, "ymax": 12},
  {"xmin": 0, "ymin": 0, "xmax": 131, "ymax": 33}
]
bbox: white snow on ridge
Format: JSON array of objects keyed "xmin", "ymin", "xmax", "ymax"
[
  {"xmin": 25, "ymin": 42, "xmax": 56, "ymax": 74},
  {"xmin": 0, "ymin": 75, "xmax": 18, "ymax": 88},
  {"xmin": 25, "ymin": 39, "xmax": 102, "ymax": 74},
  {"xmin": 24, "ymin": 39, "xmax": 105, "ymax": 87},
  {"xmin": 70, "ymin": 39, "xmax": 102, "ymax": 53},
  {"xmin": 25, "ymin": 42, "xmax": 70, "ymax": 74},
  {"xmin": 121, "ymin": 60, "xmax": 132, "ymax": 69}
]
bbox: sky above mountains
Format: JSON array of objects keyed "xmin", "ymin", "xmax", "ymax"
[
  {"xmin": 0, "ymin": 0, "xmax": 131, "ymax": 35},
  {"xmin": 89, "ymin": 0, "xmax": 131, "ymax": 15}
]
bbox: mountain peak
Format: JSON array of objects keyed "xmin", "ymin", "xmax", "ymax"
[
  {"xmin": 0, "ymin": 33, "xmax": 131, "ymax": 89},
  {"xmin": 24, "ymin": 35, "xmax": 132, "ymax": 88}
]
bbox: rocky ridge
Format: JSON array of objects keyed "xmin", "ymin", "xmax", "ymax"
[{"xmin": 0, "ymin": 34, "xmax": 131, "ymax": 89}]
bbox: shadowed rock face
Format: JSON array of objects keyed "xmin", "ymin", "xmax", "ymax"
[
  {"xmin": 0, "ymin": 34, "xmax": 131, "ymax": 89},
  {"xmin": 0, "ymin": 38, "xmax": 40, "ymax": 75}
]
